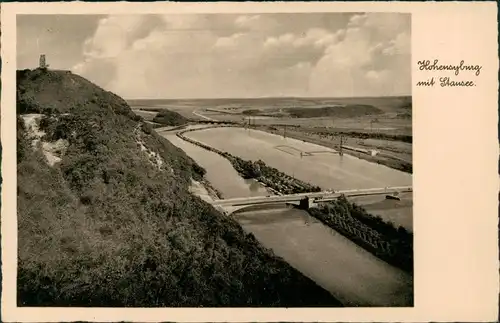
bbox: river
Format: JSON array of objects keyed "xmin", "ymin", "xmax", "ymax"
[
  {"xmin": 160, "ymin": 127, "xmax": 413, "ymax": 307},
  {"xmin": 185, "ymin": 127, "xmax": 413, "ymax": 231}
]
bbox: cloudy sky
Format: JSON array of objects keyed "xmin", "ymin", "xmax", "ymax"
[{"xmin": 17, "ymin": 13, "xmax": 411, "ymax": 99}]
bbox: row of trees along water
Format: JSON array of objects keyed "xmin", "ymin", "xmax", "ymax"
[
  {"xmin": 309, "ymin": 198, "xmax": 413, "ymax": 273},
  {"xmin": 178, "ymin": 127, "xmax": 412, "ymax": 273}
]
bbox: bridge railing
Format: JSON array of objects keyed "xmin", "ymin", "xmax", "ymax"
[{"xmin": 212, "ymin": 186, "xmax": 412, "ymax": 206}]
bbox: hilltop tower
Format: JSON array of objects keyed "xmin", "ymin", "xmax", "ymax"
[{"xmin": 39, "ymin": 54, "xmax": 49, "ymax": 69}]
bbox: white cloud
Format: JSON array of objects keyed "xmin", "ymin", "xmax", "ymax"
[
  {"xmin": 213, "ymin": 33, "xmax": 246, "ymax": 49},
  {"xmin": 235, "ymin": 15, "xmax": 261, "ymax": 28},
  {"xmin": 72, "ymin": 15, "xmax": 218, "ymax": 95},
  {"xmin": 309, "ymin": 13, "xmax": 411, "ymax": 97},
  {"xmin": 382, "ymin": 32, "xmax": 411, "ymax": 56},
  {"xmin": 347, "ymin": 13, "xmax": 368, "ymax": 27},
  {"xmin": 366, "ymin": 69, "xmax": 389, "ymax": 81},
  {"xmin": 70, "ymin": 13, "xmax": 410, "ymax": 99},
  {"xmin": 82, "ymin": 15, "xmax": 144, "ymax": 59},
  {"xmin": 264, "ymin": 28, "xmax": 337, "ymax": 50}
]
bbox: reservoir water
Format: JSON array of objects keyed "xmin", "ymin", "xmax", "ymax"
[
  {"xmin": 160, "ymin": 127, "xmax": 413, "ymax": 307},
  {"xmin": 186, "ymin": 127, "xmax": 412, "ymax": 190},
  {"xmin": 185, "ymin": 127, "xmax": 413, "ymax": 231}
]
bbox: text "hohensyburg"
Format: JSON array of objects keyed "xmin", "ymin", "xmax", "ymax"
[{"xmin": 418, "ymin": 59, "xmax": 482, "ymax": 76}]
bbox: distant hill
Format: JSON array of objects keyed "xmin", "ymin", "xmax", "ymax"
[
  {"xmin": 285, "ymin": 105, "xmax": 383, "ymax": 118},
  {"xmin": 127, "ymin": 96, "xmax": 412, "ymax": 113},
  {"xmin": 152, "ymin": 109, "xmax": 188, "ymax": 126},
  {"xmin": 16, "ymin": 68, "xmax": 340, "ymax": 307}
]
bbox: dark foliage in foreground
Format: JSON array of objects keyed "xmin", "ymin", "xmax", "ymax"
[{"xmin": 17, "ymin": 69, "xmax": 341, "ymax": 307}]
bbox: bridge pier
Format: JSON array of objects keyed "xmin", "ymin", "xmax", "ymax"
[{"xmin": 298, "ymin": 197, "xmax": 315, "ymax": 210}]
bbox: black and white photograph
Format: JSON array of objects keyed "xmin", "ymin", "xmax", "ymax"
[{"xmin": 15, "ymin": 12, "xmax": 414, "ymax": 308}]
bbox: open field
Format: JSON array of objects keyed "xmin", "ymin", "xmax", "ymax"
[{"xmin": 202, "ymin": 112, "xmax": 411, "ymax": 136}]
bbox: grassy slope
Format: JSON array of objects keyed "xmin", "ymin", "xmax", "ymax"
[{"xmin": 17, "ymin": 69, "xmax": 340, "ymax": 307}]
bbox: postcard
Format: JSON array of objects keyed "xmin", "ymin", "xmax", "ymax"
[{"xmin": 1, "ymin": 1, "xmax": 498, "ymax": 322}]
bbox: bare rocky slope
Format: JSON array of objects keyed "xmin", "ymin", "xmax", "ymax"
[{"xmin": 16, "ymin": 68, "xmax": 341, "ymax": 307}]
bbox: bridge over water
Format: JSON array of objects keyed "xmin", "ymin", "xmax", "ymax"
[{"xmin": 212, "ymin": 186, "xmax": 412, "ymax": 215}]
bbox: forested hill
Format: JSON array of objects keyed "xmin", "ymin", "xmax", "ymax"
[{"xmin": 16, "ymin": 68, "xmax": 341, "ymax": 307}]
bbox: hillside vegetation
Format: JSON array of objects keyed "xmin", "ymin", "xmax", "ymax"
[{"xmin": 16, "ymin": 68, "xmax": 340, "ymax": 307}]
